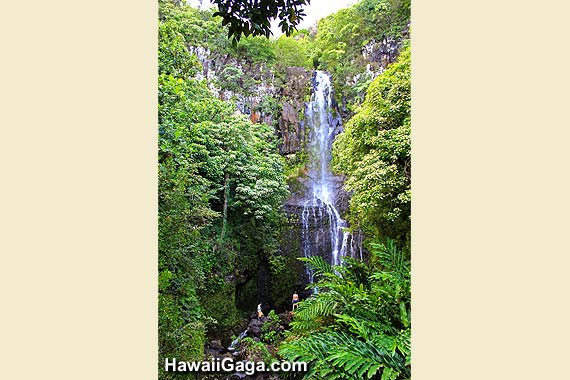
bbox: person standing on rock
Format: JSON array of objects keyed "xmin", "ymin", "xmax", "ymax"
[
  {"xmin": 292, "ymin": 292, "xmax": 300, "ymax": 311},
  {"xmin": 257, "ymin": 303, "xmax": 264, "ymax": 320}
]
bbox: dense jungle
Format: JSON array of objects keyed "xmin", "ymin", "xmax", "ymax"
[{"xmin": 158, "ymin": 0, "xmax": 411, "ymax": 378}]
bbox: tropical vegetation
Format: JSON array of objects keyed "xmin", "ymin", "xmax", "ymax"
[{"xmin": 158, "ymin": 0, "xmax": 411, "ymax": 378}]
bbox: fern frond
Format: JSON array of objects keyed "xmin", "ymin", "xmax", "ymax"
[
  {"xmin": 299, "ymin": 256, "xmax": 337, "ymax": 279},
  {"xmin": 293, "ymin": 293, "xmax": 339, "ymax": 322},
  {"xmin": 281, "ymin": 239, "xmax": 411, "ymax": 380}
]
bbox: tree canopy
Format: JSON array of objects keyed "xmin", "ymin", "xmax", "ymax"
[
  {"xmin": 333, "ymin": 43, "xmax": 411, "ymax": 245},
  {"xmin": 211, "ymin": 0, "xmax": 311, "ymax": 42},
  {"xmin": 158, "ymin": 2, "xmax": 290, "ymax": 376}
]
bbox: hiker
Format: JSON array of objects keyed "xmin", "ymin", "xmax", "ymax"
[
  {"xmin": 257, "ymin": 303, "xmax": 264, "ymax": 319},
  {"xmin": 292, "ymin": 292, "xmax": 300, "ymax": 311}
]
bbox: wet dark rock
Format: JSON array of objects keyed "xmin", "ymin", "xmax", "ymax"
[
  {"xmin": 224, "ymin": 274, "xmax": 236, "ymax": 283},
  {"xmin": 222, "ymin": 352, "xmax": 234, "ymax": 359},
  {"xmin": 247, "ymin": 318, "xmax": 264, "ymax": 338},
  {"xmin": 278, "ymin": 312, "xmax": 293, "ymax": 328},
  {"xmin": 208, "ymin": 339, "xmax": 224, "ymax": 351}
]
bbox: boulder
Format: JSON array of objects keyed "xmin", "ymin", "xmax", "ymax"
[
  {"xmin": 247, "ymin": 318, "xmax": 264, "ymax": 338},
  {"xmin": 208, "ymin": 339, "xmax": 224, "ymax": 352}
]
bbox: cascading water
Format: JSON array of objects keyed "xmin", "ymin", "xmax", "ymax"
[
  {"xmin": 227, "ymin": 328, "xmax": 248, "ymax": 353},
  {"xmin": 301, "ymin": 71, "xmax": 362, "ymax": 285}
]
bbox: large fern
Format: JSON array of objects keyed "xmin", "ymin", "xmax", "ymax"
[{"xmin": 279, "ymin": 240, "xmax": 411, "ymax": 380}]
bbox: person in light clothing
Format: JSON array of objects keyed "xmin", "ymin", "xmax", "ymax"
[
  {"xmin": 257, "ymin": 303, "xmax": 264, "ymax": 319},
  {"xmin": 292, "ymin": 292, "xmax": 300, "ymax": 311}
]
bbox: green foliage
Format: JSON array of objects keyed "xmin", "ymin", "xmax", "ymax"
[
  {"xmin": 236, "ymin": 35, "xmax": 276, "ymax": 65},
  {"xmin": 333, "ymin": 44, "xmax": 410, "ymax": 245},
  {"xmin": 158, "ymin": 20, "xmax": 201, "ymax": 78},
  {"xmin": 239, "ymin": 337, "xmax": 275, "ymax": 364},
  {"xmin": 159, "ymin": 0, "xmax": 234, "ymax": 67},
  {"xmin": 261, "ymin": 310, "xmax": 283, "ymax": 344},
  {"xmin": 211, "ymin": 0, "xmax": 310, "ymax": 43},
  {"xmin": 353, "ymin": 0, "xmax": 411, "ymax": 39},
  {"xmin": 199, "ymin": 282, "xmax": 241, "ymax": 330},
  {"xmin": 284, "ymin": 151, "xmax": 308, "ymax": 184},
  {"xmin": 312, "ymin": 7, "xmax": 358, "ymax": 72},
  {"xmin": 218, "ymin": 66, "xmax": 245, "ymax": 93},
  {"xmin": 279, "ymin": 242, "xmax": 411, "ymax": 380},
  {"xmin": 274, "ymin": 34, "xmax": 312, "ymax": 69},
  {"xmin": 158, "ymin": 1, "xmax": 289, "ymax": 377},
  {"xmin": 310, "ymin": 0, "xmax": 410, "ymax": 111}
]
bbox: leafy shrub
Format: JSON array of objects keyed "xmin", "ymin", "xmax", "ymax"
[
  {"xmin": 239, "ymin": 337, "xmax": 275, "ymax": 364},
  {"xmin": 279, "ymin": 241, "xmax": 410, "ymax": 380},
  {"xmin": 274, "ymin": 34, "xmax": 312, "ymax": 69},
  {"xmin": 261, "ymin": 310, "xmax": 283, "ymax": 344}
]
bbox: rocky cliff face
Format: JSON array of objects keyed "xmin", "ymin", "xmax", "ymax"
[
  {"xmin": 277, "ymin": 67, "xmax": 311, "ymax": 154},
  {"xmin": 361, "ymin": 29, "xmax": 409, "ymax": 77},
  {"xmin": 190, "ymin": 45, "xmax": 312, "ymax": 155},
  {"xmin": 339, "ymin": 24, "xmax": 410, "ymax": 118}
]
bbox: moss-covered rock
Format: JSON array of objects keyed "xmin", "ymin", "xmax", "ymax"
[{"xmin": 200, "ymin": 281, "xmax": 241, "ymax": 336}]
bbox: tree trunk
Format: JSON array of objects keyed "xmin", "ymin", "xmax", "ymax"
[{"xmin": 221, "ymin": 171, "xmax": 229, "ymax": 240}]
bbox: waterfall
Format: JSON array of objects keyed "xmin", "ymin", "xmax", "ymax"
[{"xmin": 301, "ymin": 71, "xmax": 358, "ymax": 284}]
